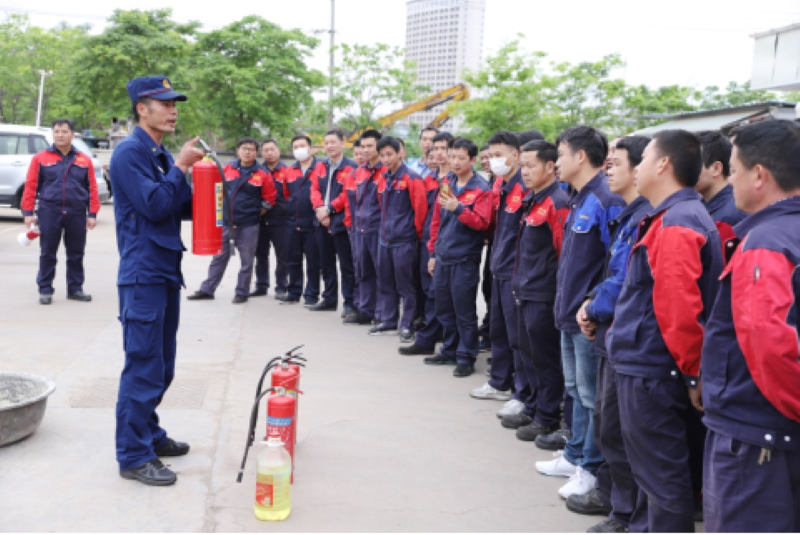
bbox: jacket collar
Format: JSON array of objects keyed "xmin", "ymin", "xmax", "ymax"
[
  {"xmin": 500, "ymin": 168, "xmax": 523, "ymax": 193},
  {"xmin": 385, "ymin": 162, "xmax": 408, "ymax": 181},
  {"xmin": 230, "ymin": 158, "xmax": 258, "ymax": 171},
  {"xmin": 266, "ymin": 160, "xmax": 285, "ymax": 173},
  {"xmin": 647, "ymin": 187, "xmax": 702, "ymax": 217},
  {"xmin": 450, "ymin": 172, "xmax": 483, "ymax": 192},
  {"xmin": 523, "ymin": 181, "xmax": 559, "ymax": 207},
  {"xmin": 570, "ymin": 170, "xmax": 605, "ymax": 207},
  {"xmin": 46, "ymin": 144, "xmax": 76, "ymax": 158},
  {"xmin": 734, "ymin": 195, "xmax": 800, "ymax": 238},
  {"xmin": 616, "ymin": 195, "xmax": 651, "ymax": 223},
  {"xmin": 704, "ymin": 184, "xmax": 734, "ymax": 214},
  {"xmin": 292, "ymin": 156, "xmax": 318, "ymax": 174},
  {"xmin": 133, "ymin": 126, "xmax": 167, "ymax": 157}
]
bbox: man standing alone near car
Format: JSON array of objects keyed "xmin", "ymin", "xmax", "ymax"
[{"xmin": 22, "ymin": 119, "xmax": 100, "ymax": 305}]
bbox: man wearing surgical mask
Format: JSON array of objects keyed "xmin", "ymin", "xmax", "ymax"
[
  {"xmin": 469, "ymin": 131, "xmax": 530, "ymax": 423},
  {"xmin": 279, "ymin": 135, "xmax": 327, "ymax": 305}
]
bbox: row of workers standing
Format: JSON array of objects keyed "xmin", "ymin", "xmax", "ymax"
[{"xmin": 189, "ymin": 118, "xmax": 800, "ymax": 533}]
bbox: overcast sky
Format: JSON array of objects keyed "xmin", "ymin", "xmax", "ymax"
[{"xmin": 4, "ymin": 0, "xmax": 799, "ymax": 93}]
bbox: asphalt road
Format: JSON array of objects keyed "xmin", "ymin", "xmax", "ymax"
[{"xmin": 0, "ymin": 204, "xmax": 600, "ymax": 532}]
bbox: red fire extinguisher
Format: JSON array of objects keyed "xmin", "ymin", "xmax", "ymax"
[
  {"xmin": 192, "ymin": 159, "xmax": 223, "ymax": 255},
  {"xmin": 266, "ymin": 386, "xmax": 302, "ymax": 481},
  {"xmin": 194, "ymin": 139, "xmax": 235, "ymax": 256}
]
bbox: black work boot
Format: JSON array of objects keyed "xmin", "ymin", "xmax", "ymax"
[
  {"xmin": 517, "ymin": 421, "xmax": 560, "ymax": 441},
  {"xmin": 586, "ymin": 518, "xmax": 627, "ymax": 533},
  {"xmin": 119, "ymin": 459, "xmax": 177, "ymax": 486},
  {"xmin": 39, "ymin": 294, "xmax": 53, "ymax": 305},
  {"xmin": 155, "ymin": 438, "xmax": 190, "ymax": 457},
  {"xmin": 535, "ymin": 427, "xmax": 572, "ymax": 450},
  {"xmin": 423, "ymin": 354, "xmax": 457, "ymax": 366},
  {"xmin": 566, "ymin": 488, "xmax": 612, "ymax": 516},
  {"xmin": 398, "ymin": 344, "xmax": 435, "ymax": 356},
  {"xmin": 67, "ymin": 290, "xmax": 92, "ymax": 302}
]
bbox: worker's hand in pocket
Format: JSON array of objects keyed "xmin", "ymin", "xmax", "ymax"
[
  {"xmin": 24, "ymin": 216, "xmax": 36, "ymax": 228},
  {"xmin": 86, "ymin": 218, "xmax": 97, "ymax": 230},
  {"xmin": 175, "ymin": 137, "xmax": 205, "ymax": 173},
  {"xmin": 688, "ymin": 379, "xmax": 704, "ymax": 412},
  {"xmin": 428, "ymin": 257, "xmax": 436, "ymax": 276}
]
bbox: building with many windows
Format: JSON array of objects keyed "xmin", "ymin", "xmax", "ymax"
[{"xmin": 405, "ymin": 0, "xmax": 486, "ymax": 132}]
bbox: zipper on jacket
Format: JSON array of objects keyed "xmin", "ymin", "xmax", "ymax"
[{"xmin": 61, "ymin": 153, "xmax": 77, "ymax": 215}]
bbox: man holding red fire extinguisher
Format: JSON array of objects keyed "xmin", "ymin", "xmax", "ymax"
[
  {"xmin": 187, "ymin": 137, "xmax": 277, "ymax": 304},
  {"xmin": 109, "ymin": 75, "xmax": 205, "ymax": 486}
]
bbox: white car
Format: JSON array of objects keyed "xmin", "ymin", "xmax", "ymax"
[{"xmin": 0, "ymin": 124, "xmax": 111, "ymax": 215}]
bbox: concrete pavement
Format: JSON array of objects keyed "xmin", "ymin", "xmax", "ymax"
[{"xmin": 0, "ymin": 206, "xmax": 598, "ymax": 532}]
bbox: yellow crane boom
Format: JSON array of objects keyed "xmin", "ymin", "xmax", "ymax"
[{"xmin": 345, "ymin": 83, "xmax": 470, "ymax": 147}]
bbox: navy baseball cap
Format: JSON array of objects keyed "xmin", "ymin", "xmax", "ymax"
[{"xmin": 126, "ymin": 76, "xmax": 187, "ymax": 103}]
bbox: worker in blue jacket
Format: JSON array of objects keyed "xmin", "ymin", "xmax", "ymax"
[
  {"xmin": 570, "ymin": 136, "xmax": 651, "ymax": 532},
  {"xmin": 606, "ymin": 130, "xmax": 722, "ymax": 532},
  {"xmin": 109, "ymin": 76, "xmax": 205, "ymax": 486},
  {"xmin": 536, "ymin": 126, "xmax": 624, "ymax": 501},
  {"xmin": 701, "ymin": 120, "xmax": 800, "ymax": 532}
]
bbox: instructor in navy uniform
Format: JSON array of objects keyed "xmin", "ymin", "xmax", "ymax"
[{"xmin": 109, "ymin": 76, "xmax": 204, "ymax": 486}]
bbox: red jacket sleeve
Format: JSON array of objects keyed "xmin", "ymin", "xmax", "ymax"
[
  {"xmin": 650, "ymin": 224, "xmax": 708, "ymax": 379},
  {"xmin": 261, "ymin": 171, "xmax": 277, "ymax": 206},
  {"xmin": 716, "ymin": 221, "xmax": 736, "ymax": 266},
  {"xmin": 310, "ymin": 172, "xmax": 324, "ymax": 209},
  {"xmin": 733, "ymin": 247, "xmax": 800, "ymax": 423},
  {"xmin": 551, "ymin": 207, "xmax": 570, "ymax": 259},
  {"xmin": 428, "ymin": 195, "xmax": 442, "ymax": 254},
  {"xmin": 331, "ymin": 169, "xmax": 350, "ymax": 213},
  {"xmin": 409, "ymin": 178, "xmax": 428, "ymax": 238},
  {"xmin": 87, "ymin": 159, "xmax": 100, "ymax": 216},
  {"xmin": 455, "ymin": 189, "xmax": 492, "ymax": 231},
  {"xmin": 21, "ymin": 154, "xmax": 41, "ymax": 215}
]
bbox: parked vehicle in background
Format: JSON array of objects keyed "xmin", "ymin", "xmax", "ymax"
[{"xmin": 0, "ymin": 125, "xmax": 111, "ymax": 216}]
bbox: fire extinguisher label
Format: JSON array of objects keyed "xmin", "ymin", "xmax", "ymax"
[
  {"xmin": 267, "ymin": 416, "xmax": 292, "ymax": 427},
  {"xmin": 215, "ymin": 183, "xmax": 223, "ymax": 228},
  {"xmin": 255, "ymin": 474, "xmax": 274, "ymax": 506}
]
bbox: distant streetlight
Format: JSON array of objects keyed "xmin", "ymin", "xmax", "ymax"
[
  {"xmin": 313, "ymin": 0, "xmax": 336, "ymax": 130},
  {"xmin": 36, "ymin": 70, "xmax": 54, "ymax": 127}
]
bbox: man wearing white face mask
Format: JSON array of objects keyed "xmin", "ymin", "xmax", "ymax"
[
  {"xmin": 279, "ymin": 135, "xmax": 327, "ymax": 305},
  {"xmin": 470, "ymin": 131, "xmax": 530, "ymax": 419}
]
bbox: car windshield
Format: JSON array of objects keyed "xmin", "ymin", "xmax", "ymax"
[{"xmin": 72, "ymin": 138, "xmax": 94, "ymax": 157}]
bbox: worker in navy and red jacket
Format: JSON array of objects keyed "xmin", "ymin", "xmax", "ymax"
[
  {"xmin": 424, "ymin": 137, "xmax": 491, "ymax": 377},
  {"xmin": 341, "ymin": 130, "xmax": 386, "ymax": 325},
  {"xmin": 187, "ymin": 137, "xmax": 276, "ymax": 304},
  {"xmin": 572, "ymin": 136, "xmax": 652, "ymax": 532},
  {"xmin": 251, "ymin": 139, "xmax": 290, "ymax": 299},
  {"xmin": 278, "ymin": 135, "xmax": 328, "ymax": 305},
  {"xmin": 700, "ymin": 120, "xmax": 800, "ymax": 532},
  {"xmin": 695, "ymin": 130, "xmax": 747, "ymax": 263},
  {"xmin": 504, "ymin": 139, "xmax": 570, "ymax": 439},
  {"xmin": 342, "ymin": 139, "xmax": 366, "ymax": 319},
  {"xmin": 400, "ymin": 133, "xmax": 451, "ymax": 357},
  {"xmin": 22, "ymin": 119, "xmax": 100, "ymax": 304},
  {"xmin": 606, "ymin": 130, "xmax": 723, "ymax": 532},
  {"xmin": 369, "ymin": 136, "xmax": 428, "ymax": 341},
  {"xmin": 469, "ymin": 131, "xmax": 528, "ymax": 412},
  {"xmin": 311, "ymin": 129, "xmax": 358, "ymax": 314},
  {"xmin": 536, "ymin": 127, "xmax": 623, "ymax": 496}
]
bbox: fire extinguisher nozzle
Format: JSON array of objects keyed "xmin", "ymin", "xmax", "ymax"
[{"xmin": 236, "ymin": 472, "xmax": 243, "ymax": 483}]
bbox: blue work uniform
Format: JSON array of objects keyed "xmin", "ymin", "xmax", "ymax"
[{"xmin": 109, "ymin": 123, "xmax": 192, "ymax": 471}]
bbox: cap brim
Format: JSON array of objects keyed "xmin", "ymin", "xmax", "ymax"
[{"xmin": 150, "ymin": 90, "xmax": 188, "ymax": 102}]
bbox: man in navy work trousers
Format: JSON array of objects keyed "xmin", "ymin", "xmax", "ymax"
[
  {"xmin": 109, "ymin": 76, "xmax": 204, "ymax": 486},
  {"xmin": 22, "ymin": 119, "xmax": 100, "ymax": 305}
]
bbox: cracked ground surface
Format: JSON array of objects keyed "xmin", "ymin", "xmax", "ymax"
[{"xmin": 0, "ymin": 209, "xmax": 597, "ymax": 532}]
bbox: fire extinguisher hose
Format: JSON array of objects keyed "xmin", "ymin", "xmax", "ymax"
[{"xmin": 237, "ymin": 387, "xmax": 276, "ymax": 483}]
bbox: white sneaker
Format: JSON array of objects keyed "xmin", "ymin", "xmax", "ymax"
[
  {"xmin": 535, "ymin": 450, "xmax": 578, "ymax": 478},
  {"xmin": 557, "ymin": 467, "xmax": 597, "ymax": 499},
  {"xmin": 469, "ymin": 383, "xmax": 513, "ymax": 401},
  {"xmin": 496, "ymin": 399, "xmax": 525, "ymax": 418}
]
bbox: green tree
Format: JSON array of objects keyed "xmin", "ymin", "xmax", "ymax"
[
  {"xmin": 695, "ymin": 81, "xmax": 776, "ymax": 110},
  {"xmin": 62, "ymin": 9, "xmax": 199, "ymax": 134},
  {"xmin": 192, "ymin": 15, "xmax": 324, "ymax": 147},
  {"xmin": 328, "ymin": 43, "xmax": 428, "ymax": 136},
  {"xmin": 620, "ymin": 84, "xmax": 698, "ymax": 131}
]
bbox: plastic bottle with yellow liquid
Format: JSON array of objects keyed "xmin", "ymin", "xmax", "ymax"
[{"xmin": 254, "ymin": 429, "xmax": 292, "ymax": 521}]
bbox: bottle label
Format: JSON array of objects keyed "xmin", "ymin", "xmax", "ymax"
[{"xmin": 255, "ymin": 474, "xmax": 274, "ymax": 507}]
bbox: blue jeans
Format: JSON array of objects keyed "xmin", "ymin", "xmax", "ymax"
[{"xmin": 561, "ymin": 331, "xmax": 603, "ymax": 474}]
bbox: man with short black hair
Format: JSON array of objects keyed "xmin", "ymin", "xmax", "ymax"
[
  {"xmin": 311, "ymin": 129, "xmax": 358, "ymax": 314},
  {"xmin": 372, "ymin": 136, "xmax": 428, "ymax": 341},
  {"xmin": 536, "ymin": 126, "xmax": 624, "ymax": 501},
  {"xmin": 409, "ymin": 126, "xmax": 438, "ymax": 177},
  {"xmin": 425, "ymin": 137, "xmax": 491, "ymax": 377},
  {"xmin": 695, "ymin": 130, "xmax": 747, "ymax": 260},
  {"xmin": 251, "ymin": 139, "xmax": 290, "ymax": 299},
  {"xmin": 342, "ymin": 130, "xmax": 386, "ymax": 325},
  {"xmin": 22, "ymin": 119, "xmax": 100, "ymax": 304},
  {"xmin": 701, "ymin": 120, "xmax": 800, "ymax": 532},
  {"xmin": 571, "ymin": 135, "xmax": 651, "ymax": 532},
  {"xmin": 281, "ymin": 135, "xmax": 327, "ymax": 305},
  {"xmin": 470, "ymin": 131, "xmax": 527, "ymax": 409},
  {"xmin": 607, "ymin": 130, "xmax": 722, "ymax": 532},
  {"xmin": 188, "ymin": 138, "xmax": 276, "ymax": 304}
]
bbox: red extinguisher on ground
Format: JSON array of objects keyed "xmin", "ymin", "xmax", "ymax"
[{"xmin": 193, "ymin": 140, "xmax": 235, "ymax": 256}]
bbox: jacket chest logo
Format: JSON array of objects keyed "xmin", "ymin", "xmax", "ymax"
[{"xmin": 505, "ymin": 195, "xmax": 522, "ymax": 213}]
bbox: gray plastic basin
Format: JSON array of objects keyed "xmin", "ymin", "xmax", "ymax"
[{"xmin": 0, "ymin": 372, "xmax": 56, "ymax": 446}]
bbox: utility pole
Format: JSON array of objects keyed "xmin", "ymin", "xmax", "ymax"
[
  {"xmin": 327, "ymin": 0, "xmax": 335, "ymax": 130},
  {"xmin": 36, "ymin": 70, "xmax": 53, "ymax": 127}
]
